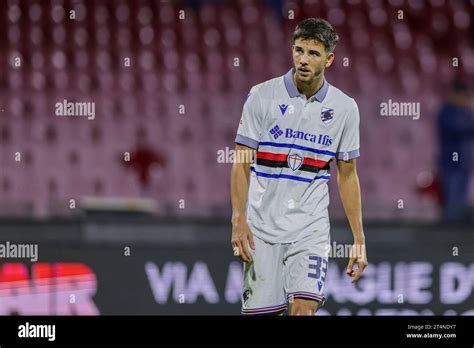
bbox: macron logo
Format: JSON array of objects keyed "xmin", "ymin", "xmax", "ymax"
[{"xmin": 278, "ymin": 104, "xmax": 288, "ymax": 115}]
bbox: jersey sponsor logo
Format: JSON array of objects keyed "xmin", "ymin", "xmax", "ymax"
[
  {"xmin": 268, "ymin": 125, "xmax": 333, "ymax": 146},
  {"xmin": 287, "ymin": 153, "xmax": 303, "ymax": 171},
  {"xmin": 285, "ymin": 128, "xmax": 333, "ymax": 146},
  {"xmin": 321, "ymin": 107, "xmax": 334, "ymax": 124},
  {"xmin": 269, "ymin": 125, "xmax": 284, "ymax": 139},
  {"xmin": 278, "ymin": 104, "xmax": 289, "ymax": 115}
]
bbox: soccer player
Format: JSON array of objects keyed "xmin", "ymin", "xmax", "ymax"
[{"xmin": 230, "ymin": 18, "xmax": 367, "ymax": 316}]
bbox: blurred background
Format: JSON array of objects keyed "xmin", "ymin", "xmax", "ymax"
[{"xmin": 0, "ymin": 0, "xmax": 473, "ymax": 315}]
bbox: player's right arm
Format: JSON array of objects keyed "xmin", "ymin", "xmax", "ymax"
[
  {"xmin": 230, "ymin": 87, "xmax": 263, "ymax": 263},
  {"xmin": 230, "ymin": 144, "xmax": 256, "ymax": 263}
]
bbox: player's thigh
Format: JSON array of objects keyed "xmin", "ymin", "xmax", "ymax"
[{"xmin": 241, "ymin": 236, "xmax": 287, "ymax": 315}]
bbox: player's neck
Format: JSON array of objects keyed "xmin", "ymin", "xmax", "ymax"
[{"xmin": 293, "ymin": 73, "xmax": 324, "ymax": 99}]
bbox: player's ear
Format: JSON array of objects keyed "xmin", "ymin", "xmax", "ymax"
[{"xmin": 325, "ymin": 52, "xmax": 335, "ymax": 68}]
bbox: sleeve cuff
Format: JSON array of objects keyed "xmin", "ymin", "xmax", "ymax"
[
  {"xmin": 336, "ymin": 149, "xmax": 360, "ymax": 161},
  {"xmin": 235, "ymin": 134, "xmax": 259, "ymax": 150}
]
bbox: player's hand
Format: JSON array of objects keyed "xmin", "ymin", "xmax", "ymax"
[
  {"xmin": 231, "ymin": 219, "xmax": 255, "ymax": 263},
  {"xmin": 346, "ymin": 242, "xmax": 367, "ymax": 283}
]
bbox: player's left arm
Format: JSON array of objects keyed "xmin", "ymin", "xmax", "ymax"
[{"xmin": 336, "ymin": 158, "xmax": 367, "ymax": 283}]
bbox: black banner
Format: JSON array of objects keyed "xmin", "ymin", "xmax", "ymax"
[{"xmin": 0, "ymin": 316, "xmax": 472, "ymax": 345}]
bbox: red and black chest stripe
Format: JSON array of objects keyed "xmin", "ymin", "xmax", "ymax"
[{"xmin": 256, "ymin": 151, "xmax": 331, "ymax": 173}]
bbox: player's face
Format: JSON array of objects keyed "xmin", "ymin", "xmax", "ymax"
[{"xmin": 292, "ymin": 39, "xmax": 334, "ymax": 83}]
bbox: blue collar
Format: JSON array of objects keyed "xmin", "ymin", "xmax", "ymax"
[{"xmin": 283, "ymin": 68, "xmax": 329, "ymax": 102}]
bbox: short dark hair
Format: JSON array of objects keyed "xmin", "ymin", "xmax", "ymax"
[{"xmin": 293, "ymin": 18, "xmax": 339, "ymax": 52}]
